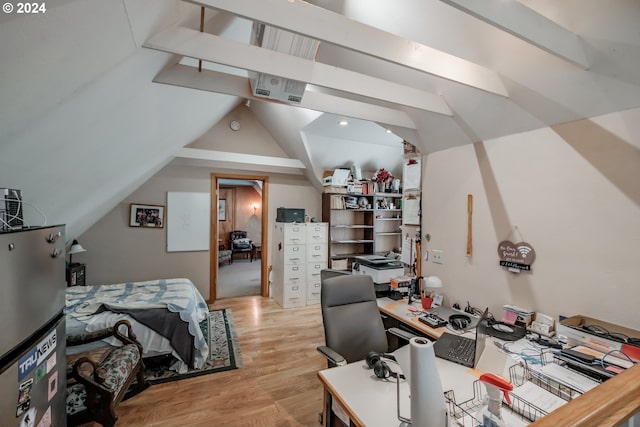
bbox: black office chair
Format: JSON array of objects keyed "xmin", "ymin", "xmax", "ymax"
[{"xmin": 316, "ymin": 272, "xmax": 414, "ymax": 425}]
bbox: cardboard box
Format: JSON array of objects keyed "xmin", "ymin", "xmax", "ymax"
[
  {"xmin": 331, "ymin": 259, "xmax": 348, "ymax": 270},
  {"xmin": 558, "ymin": 315, "xmax": 640, "ymax": 361}
]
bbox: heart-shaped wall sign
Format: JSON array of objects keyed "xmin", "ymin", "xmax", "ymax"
[{"xmin": 497, "ymin": 240, "xmax": 536, "ymax": 266}]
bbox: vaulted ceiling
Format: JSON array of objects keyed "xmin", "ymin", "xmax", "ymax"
[{"xmin": 1, "ymin": 0, "xmax": 639, "ymax": 239}]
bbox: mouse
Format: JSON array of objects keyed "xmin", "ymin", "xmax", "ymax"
[{"xmin": 492, "ymin": 324, "xmax": 514, "ymax": 333}]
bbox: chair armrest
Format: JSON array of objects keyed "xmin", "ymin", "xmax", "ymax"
[
  {"xmin": 112, "ymin": 320, "xmax": 143, "ymax": 353},
  {"xmin": 388, "ymin": 327, "xmax": 418, "ymax": 343},
  {"xmin": 316, "ymin": 345, "xmax": 347, "ymax": 367}
]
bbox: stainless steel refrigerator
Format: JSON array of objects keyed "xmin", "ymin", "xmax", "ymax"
[{"xmin": 0, "ymin": 225, "xmax": 67, "ymax": 426}]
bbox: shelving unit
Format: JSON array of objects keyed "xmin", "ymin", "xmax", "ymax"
[{"xmin": 322, "ymin": 192, "xmax": 402, "ymax": 270}]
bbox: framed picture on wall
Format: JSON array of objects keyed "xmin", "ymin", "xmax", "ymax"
[
  {"xmin": 219, "ymin": 199, "xmax": 227, "ymax": 221},
  {"xmin": 129, "ymin": 203, "xmax": 165, "ymax": 228}
]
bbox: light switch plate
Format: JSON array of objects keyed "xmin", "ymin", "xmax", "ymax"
[{"xmin": 432, "ymin": 250, "xmax": 444, "ymax": 264}]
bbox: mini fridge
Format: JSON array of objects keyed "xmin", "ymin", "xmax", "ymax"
[{"xmin": 0, "ymin": 225, "xmax": 67, "ymax": 426}]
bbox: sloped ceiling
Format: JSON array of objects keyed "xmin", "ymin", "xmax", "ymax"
[{"xmin": 1, "ymin": 0, "xmax": 639, "ymax": 240}]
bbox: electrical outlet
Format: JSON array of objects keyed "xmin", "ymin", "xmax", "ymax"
[{"xmin": 432, "ymin": 250, "xmax": 444, "ymax": 264}]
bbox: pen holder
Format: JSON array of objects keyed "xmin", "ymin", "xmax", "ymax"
[{"xmin": 421, "ymin": 297, "xmax": 433, "ymax": 309}]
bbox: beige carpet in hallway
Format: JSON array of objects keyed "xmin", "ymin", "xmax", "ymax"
[{"xmin": 217, "ymin": 258, "xmax": 261, "ymax": 299}]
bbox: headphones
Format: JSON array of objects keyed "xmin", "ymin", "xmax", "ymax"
[
  {"xmin": 365, "ymin": 351, "xmax": 404, "ymax": 379},
  {"xmin": 449, "ymin": 314, "xmax": 471, "ymax": 330}
]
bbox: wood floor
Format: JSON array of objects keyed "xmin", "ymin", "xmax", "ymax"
[{"xmin": 116, "ymin": 296, "xmax": 327, "ymax": 426}]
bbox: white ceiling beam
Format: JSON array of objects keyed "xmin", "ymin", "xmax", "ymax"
[
  {"xmin": 176, "ymin": 148, "xmax": 305, "ymax": 171},
  {"xmin": 184, "ymin": 0, "xmax": 508, "ymax": 97},
  {"xmin": 153, "ymin": 64, "xmax": 417, "ymax": 129},
  {"xmin": 144, "ymin": 27, "xmax": 451, "ymax": 116},
  {"xmin": 439, "ymin": 0, "xmax": 589, "ymax": 69}
]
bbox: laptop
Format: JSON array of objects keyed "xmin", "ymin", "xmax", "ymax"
[{"xmin": 433, "ymin": 308, "xmax": 489, "ymax": 368}]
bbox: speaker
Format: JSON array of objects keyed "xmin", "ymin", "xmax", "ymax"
[
  {"xmin": 0, "ymin": 188, "xmax": 23, "ymax": 232},
  {"xmin": 366, "ymin": 351, "xmax": 404, "ymax": 379},
  {"xmin": 449, "ymin": 314, "xmax": 471, "ymax": 330}
]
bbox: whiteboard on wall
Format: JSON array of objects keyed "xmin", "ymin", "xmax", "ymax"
[{"xmin": 166, "ymin": 192, "xmax": 210, "ymax": 252}]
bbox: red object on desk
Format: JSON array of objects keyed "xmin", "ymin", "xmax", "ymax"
[{"xmin": 421, "ymin": 297, "xmax": 433, "ymax": 309}]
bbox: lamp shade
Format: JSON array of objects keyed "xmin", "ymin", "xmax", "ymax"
[
  {"xmin": 68, "ymin": 240, "xmax": 87, "ymax": 255},
  {"xmin": 424, "ymin": 276, "xmax": 443, "ymax": 288}
]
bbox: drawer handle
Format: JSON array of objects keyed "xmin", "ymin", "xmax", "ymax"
[
  {"xmin": 314, "ymin": 283, "xmax": 321, "ymax": 288},
  {"xmin": 315, "ymin": 245, "xmax": 321, "ymax": 250},
  {"xmin": 292, "ymin": 266, "xmax": 299, "ymax": 271},
  {"xmin": 292, "ymin": 286, "xmax": 299, "ymax": 291},
  {"xmin": 293, "ymin": 247, "xmax": 300, "ymax": 251}
]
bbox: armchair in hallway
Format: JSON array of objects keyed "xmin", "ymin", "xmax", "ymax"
[{"xmin": 230, "ymin": 230, "xmax": 252, "ymax": 262}]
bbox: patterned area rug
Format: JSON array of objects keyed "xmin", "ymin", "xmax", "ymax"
[{"xmin": 144, "ymin": 308, "xmax": 242, "ymax": 384}]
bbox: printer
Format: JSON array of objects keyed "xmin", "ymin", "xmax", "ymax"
[{"xmin": 352, "ymin": 255, "xmax": 405, "ymax": 296}]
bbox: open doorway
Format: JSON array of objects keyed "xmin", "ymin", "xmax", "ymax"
[{"xmin": 210, "ymin": 173, "xmax": 268, "ymax": 304}]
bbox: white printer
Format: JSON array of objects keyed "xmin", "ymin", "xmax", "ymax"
[{"xmin": 352, "ymin": 255, "xmax": 404, "ymax": 284}]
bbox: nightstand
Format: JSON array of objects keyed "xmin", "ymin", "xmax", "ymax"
[{"xmin": 67, "ymin": 263, "xmax": 86, "ymax": 286}]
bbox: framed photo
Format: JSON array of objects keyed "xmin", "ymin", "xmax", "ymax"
[
  {"xmin": 129, "ymin": 203, "xmax": 165, "ymax": 228},
  {"xmin": 219, "ymin": 199, "xmax": 226, "ymax": 221}
]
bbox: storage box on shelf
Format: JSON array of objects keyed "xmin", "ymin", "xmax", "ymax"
[{"xmin": 271, "ymin": 222, "xmax": 328, "ymax": 308}]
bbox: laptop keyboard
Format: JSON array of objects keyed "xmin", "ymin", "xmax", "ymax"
[{"xmin": 447, "ymin": 336, "xmax": 475, "ymax": 360}]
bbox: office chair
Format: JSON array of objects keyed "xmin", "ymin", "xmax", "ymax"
[{"xmin": 316, "ymin": 272, "xmax": 414, "ymax": 425}]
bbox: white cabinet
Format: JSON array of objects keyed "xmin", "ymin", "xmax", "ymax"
[{"xmin": 272, "ymin": 222, "xmax": 328, "ymax": 308}]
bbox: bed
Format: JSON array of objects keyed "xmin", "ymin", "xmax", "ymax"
[{"xmin": 65, "ymin": 278, "xmax": 209, "ymax": 373}]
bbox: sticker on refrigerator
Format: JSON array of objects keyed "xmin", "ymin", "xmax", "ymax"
[
  {"xmin": 36, "ymin": 329, "xmax": 57, "ymax": 365},
  {"xmin": 35, "ymin": 364, "xmax": 47, "ymax": 383},
  {"xmin": 47, "ymin": 371, "xmax": 58, "ymax": 402},
  {"xmin": 18, "ymin": 347, "xmax": 38, "ymax": 381},
  {"xmin": 46, "ymin": 353, "xmax": 56, "ymax": 374},
  {"xmin": 18, "ymin": 407, "xmax": 37, "ymax": 427},
  {"xmin": 36, "ymin": 406, "xmax": 51, "ymax": 427},
  {"xmin": 17, "ymin": 378, "xmax": 33, "ymax": 417}
]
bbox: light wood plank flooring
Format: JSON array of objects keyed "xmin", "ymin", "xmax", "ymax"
[{"xmin": 116, "ymin": 296, "xmax": 327, "ymax": 426}]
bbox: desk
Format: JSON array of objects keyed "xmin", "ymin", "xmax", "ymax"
[
  {"xmin": 377, "ymin": 297, "xmax": 479, "ymax": 342},
  {"xmin": 317, "ymin": 352, "xmax": 486, "ymax": 427}
]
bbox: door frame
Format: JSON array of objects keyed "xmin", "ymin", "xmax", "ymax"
[{"xmin": 209, "ymin": 173, "xmax": 269, "ymax": 304}]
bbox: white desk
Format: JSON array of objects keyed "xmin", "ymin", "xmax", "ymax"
[{"xmin": 318, "ymin": 355, "xmax": 483, "ymax": 427}]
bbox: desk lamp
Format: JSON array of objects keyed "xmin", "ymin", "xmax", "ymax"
[
  {"xmin": 68, "ymin": 239, "xmax": 87, "ymax": 265},
  {"xmin": 424, "ymin": 276, "xmax": 443, "ymax": 307}
]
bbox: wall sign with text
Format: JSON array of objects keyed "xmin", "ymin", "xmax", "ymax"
[{"xmin": 498, "ymin": 240, "xmax": 536, "ymax": 272}]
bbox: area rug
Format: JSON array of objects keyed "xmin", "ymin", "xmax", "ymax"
[{"xmin": 143, "ymin": 308, "xmax": 242, "ymax": 384}]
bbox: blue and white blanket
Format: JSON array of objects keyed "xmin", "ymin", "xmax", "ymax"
[{"xmin": 65, "ymin": 278, "xmax": 209, "ymax": 370}]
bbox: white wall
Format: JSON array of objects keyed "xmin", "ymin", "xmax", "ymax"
[
  {"xmin": 421, "ymin": 108, "xmax": 640, "ymax": 330},
  {"xmin": 75, "ymin": 110, "xmax": 321, "ymax": 300}
]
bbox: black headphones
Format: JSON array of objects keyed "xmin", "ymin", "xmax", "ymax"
[
  {"xmin": 449, "ymin": 314, "xmax": 472, "ymax": 330},
  {"xmin": 365, "ymin": 351, "xmax": 404, "ymax": 379}
]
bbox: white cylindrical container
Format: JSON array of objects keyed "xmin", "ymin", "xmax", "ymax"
[{"xmin": 409, "ymin": 337, "xmax": 447, "ymax": 427}]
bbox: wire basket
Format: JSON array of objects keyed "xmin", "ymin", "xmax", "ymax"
[{"xmin": 444, "ymin": 363, "xmax": 573, "ymax": 426}]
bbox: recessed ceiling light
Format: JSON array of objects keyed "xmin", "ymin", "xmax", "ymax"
[
  {"xmin": 385, "ymin": 129, "xmax": 392, "ymax": 134},
  {"xmin": 339, "ymin": 120, "xmax": 348, "ymax": 126}
]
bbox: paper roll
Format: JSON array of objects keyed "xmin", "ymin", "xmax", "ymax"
[{"xmin": 407, "ymin": 337, "xmax": 447, "ymax": 427}]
